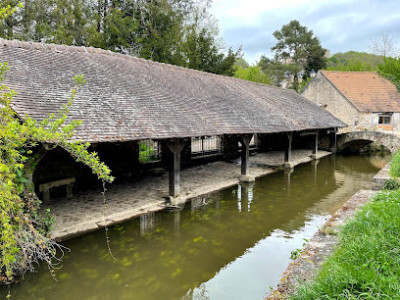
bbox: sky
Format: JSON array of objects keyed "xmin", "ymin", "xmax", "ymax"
[{"xmin": 210, "ymin": 0, "xmax": 400, "ymax": 64}]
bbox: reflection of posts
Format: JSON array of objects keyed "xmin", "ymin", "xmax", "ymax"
[
  {"xmin": 237, "ymin": 185, "xmax": 242, "ymax": 213},
  {"xmin": 174, "ymin": 210, "xmax": 180, "ymax": 234},
  {"xmin": 240, "ymin": 182, "xmax": 255, "ymax": 212},
  {"xmin": 311, "ymin": 159, "xmax": 319, "ymax": 184},
  {"xmin": 140, "ymin": 212, "xmax": 156, "ymax": 235},
  {"xmin": 284, "ymin": 168, "xmax": 294, "ymax": 194}
]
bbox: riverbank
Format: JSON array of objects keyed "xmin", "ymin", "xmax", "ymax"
[
  {"xmin": 267, "ymin": 162, "xmax": 392, "ymax": 299},
  {"xmin": 46, "ymin": 149, "xmax": 330, "ymax": 241}
]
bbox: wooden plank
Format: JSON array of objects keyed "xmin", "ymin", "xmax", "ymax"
[{"xmin": 39, "ymin": 177, "xmax": 76, "ymax": 192}]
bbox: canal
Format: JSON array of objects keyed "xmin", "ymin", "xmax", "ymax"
[{"xmin": 1, "ymin": 154, "xmax": 389, "ymax": 300}]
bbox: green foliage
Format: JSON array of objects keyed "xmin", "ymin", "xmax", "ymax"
[
  {"xmin": 389, "ymin": 150, "xmax": 400, "ymax": 178},
  {"xmin": 326, "ymin": 51, "xmax": 384, "ymax": 71},
  {"xmin": 258, "ymin": 56, "xmax": 286, "ymax": 86},
  {"xmin": 378, "ymin": 57, "xmax": 400, "ymax": 91},
  {"xmin": 271, "ymin": 20, "xmax": 326, "ymax": 91},
  {"xmin": 291, "ymin": 190, "xmax": 400, "ymax": 299},
  {"xmin": 383, "ymin": 179, "xmax": 400, "ymax": 190},
  {"xmin": 234, "ymin": 66, "xmax": 271, "ymax": 85},
  {"xmin": 296, "ymin": 77, "xmax": 311, "ymax": 94},
  {"xmin": 183, "ymin": 14, "xmax": 242, "ymax": 75},
  {"xmin": 138, "ymin": 141, "xmax": 155, "ymax": 163},
  {"xmin": 0, "ymin": 63, "xmax": 114, "ymax": 284},
  {"xmin": 235, "ymin": 57, "xmax": 249, "ymax": 69}
]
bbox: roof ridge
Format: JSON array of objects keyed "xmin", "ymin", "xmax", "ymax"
[{"xmin": 321, "ymin": 70, "xmax": 378, "ymax": 74}]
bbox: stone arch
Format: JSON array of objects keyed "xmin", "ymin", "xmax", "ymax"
[{"xmin": 337, "ymin": 131, "xmax": 400, "ymax": 153}]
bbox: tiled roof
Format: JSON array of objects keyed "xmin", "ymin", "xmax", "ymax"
[
  {"xmin": 321, "ymin": 71, "xmax": 400, "ymax": 113},
  {"xmin": 0, "ymin": 39, "xmax": 345, "ymax": 143}
]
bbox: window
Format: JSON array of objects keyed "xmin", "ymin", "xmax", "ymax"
[
  {"xmin": 191, "ymin": 136, "xmax": 222, "ymax": 157},
  {"xmin": 139, "ymin": 140, "xmax": 161, "ymax": 163},
  {"xmin": 378, "ymin": 116, "xmax": 391, "ymax": 125}
]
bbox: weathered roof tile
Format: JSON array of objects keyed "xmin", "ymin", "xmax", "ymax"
[
  {"xmin": 321, "ymin": 71, "xmax": 400, "ymax": 113},
  {"xmin": 0, "ymin": 39, "xmax": 345, "ymax": 143}
]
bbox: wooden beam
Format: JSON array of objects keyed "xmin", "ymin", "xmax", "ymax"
[
  {"xmin": 300, "ymin": 131, "xmax": 318, "ymax": 136},
  {"xmin": 165, "ymin": 138, "xmax": 185, "ymax": 198}
]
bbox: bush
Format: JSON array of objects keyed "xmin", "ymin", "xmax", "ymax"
[{"xmin": 383, "ymin": 179, "xmax": 400, "ymax": 190}]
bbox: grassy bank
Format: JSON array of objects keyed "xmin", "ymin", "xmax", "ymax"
[
  {"xmin": 291, "ymin": 190, "xmax": 400, "ymax": 299},
  {"xmin": 291, "ymin": 173, "xmax": 400, "ymax": 298}
]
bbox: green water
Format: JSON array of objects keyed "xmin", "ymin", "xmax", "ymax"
[{"xmin": 1, "ymin": 154, "xmax": 388, "ymax": 300}]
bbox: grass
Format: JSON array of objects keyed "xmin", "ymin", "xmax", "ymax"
[
  {"xmin": 389, "ymin": 151, "xmax": 400, "ymax": 178},
  {"xmin": 291, "ymin": 190, "xmax": 400, "ymax": 299}
]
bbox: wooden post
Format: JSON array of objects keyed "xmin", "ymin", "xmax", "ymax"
[
  {"xmin": 284, "ymin": 132, "xmax": 294, "ymax": 169},
  {"xmin": 311, "ymin": 131, "xmax": 319, "ymax": 159},
  {"xmin": 239, "ymin": 134, "xmax": 255, "ymax": 182},
  {"xmin": 165, "ymin": 138, "xmax": 185, "ymax": 198},
  {"xmin": 284, "ymin": 132, "xmax": 293, "ymax": 163},
  {"xmin": 241, "ymin": 135, "xmax": 251, "ymax": 176}
]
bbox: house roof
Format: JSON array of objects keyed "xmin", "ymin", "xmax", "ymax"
[
  {"xmin": 0, "ymin": 39, "xmax": 345, "ymax": 143},
  {"xmin": 321, "ymin": 71, "xmax": 400, "ymax": 113}
]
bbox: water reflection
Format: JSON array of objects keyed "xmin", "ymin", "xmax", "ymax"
[
  {"xmin": 1, "ymin": 154, "xmax": 389, "ymax": 300},
  {"xmin": 140, "ymin": 212, "xmax": 156, "ymax": 235}
]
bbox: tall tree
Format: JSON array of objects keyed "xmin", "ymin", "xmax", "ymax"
[
  {"xmin": 369, "ymin": 32, "xmax": 399, "ymax": 58},
  {"xmin": 271, "ymin": 20, "xmax": 326, "ymax": 91},
  {"xmin": 0, "ymin": 0, "xmax": 240, "ymax": 76},
  {"xmin": 258, "ymin": 56, "xmax": 286, "ymax": 87}
]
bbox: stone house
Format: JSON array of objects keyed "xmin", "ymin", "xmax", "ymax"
[{"xmin": 302, "ymin": 71, "xmax": 400, "ymax": 133}]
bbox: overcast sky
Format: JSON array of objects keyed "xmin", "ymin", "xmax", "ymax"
[{"xmin": 210, "ymin": 0, "xmax": 400, "ymax": 64}]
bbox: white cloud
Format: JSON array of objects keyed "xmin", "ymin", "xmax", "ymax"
[{"xmin": 211, "ymin": 0, "xmax": 400, "ymax": 64}]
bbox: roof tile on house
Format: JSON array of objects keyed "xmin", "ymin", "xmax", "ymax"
[
  {"xmin": 0, "ymin": 39, "xmax": 345, "ymax": 143},
  {"xmin": 321, "ymin": 71, "xmax": 400, "ymax": 113}
]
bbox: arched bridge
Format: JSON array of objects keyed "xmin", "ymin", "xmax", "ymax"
[{"xmin": 337, "ymin": 131, "xmax": 400, "ymax": 153}]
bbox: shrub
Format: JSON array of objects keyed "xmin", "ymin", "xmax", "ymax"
[{"xmin": 383, "ymin": 179, "xmax": 400, "ymax": 190}]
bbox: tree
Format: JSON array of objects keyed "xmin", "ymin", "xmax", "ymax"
[
  {"xmin": 235, "ymin": 57, "xmax": 249, "ymax": 69},
  {"xmin": 234, "ymin": 65, "xmax": 271, "ymax": 85},
  {"xmin": 326, "ymin": 51, "xmax": 384, "ymax": 71},
  {"xmin": 369, "ymin": 32, "xmax": 399, "ymax": 58},
  {"xmin": 258, "ymin": 56, "xmax": 286, "ymax": 86},
  {"xmin": 378, "ymin": 57, "xmax": 400, "ymax": 90},
  {"xmin": 0, "ymin": 4, "xmax": 114, "ymax": 285},
  {"xmin": 0, "ymin": 0, "xmax": 239, "ymax": 76},
  {"xmin": 271, "ymin": 20, "xmax": 326, "ymax": 91},
  {"xmin": 182, "ymin": 11, "xmax": 241, "ymax": 75}
]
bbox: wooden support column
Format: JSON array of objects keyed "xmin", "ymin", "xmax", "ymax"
[
  {"xmin": 284, "ymin": 132, "xmax": 294, "ymax": 169},
  {"xmin": 239, "ymin": 134, "xmax": 255, "ymax": 183},
  {"xmin": 165, "ymin": 138, "xmax": 185, "ymax": 198},
  {"xmin": 311, "ymin": 130, "xmax": 319, "ymax": 159}
]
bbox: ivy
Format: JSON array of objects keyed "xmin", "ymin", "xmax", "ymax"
[{"xmin": 0, "ymin": 63, "xmax": 114, "ymax": 285}]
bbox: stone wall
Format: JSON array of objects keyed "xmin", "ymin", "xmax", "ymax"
[{"xmin": 302, "ymin": 72, "xmax": 359, "ymax": 133}]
